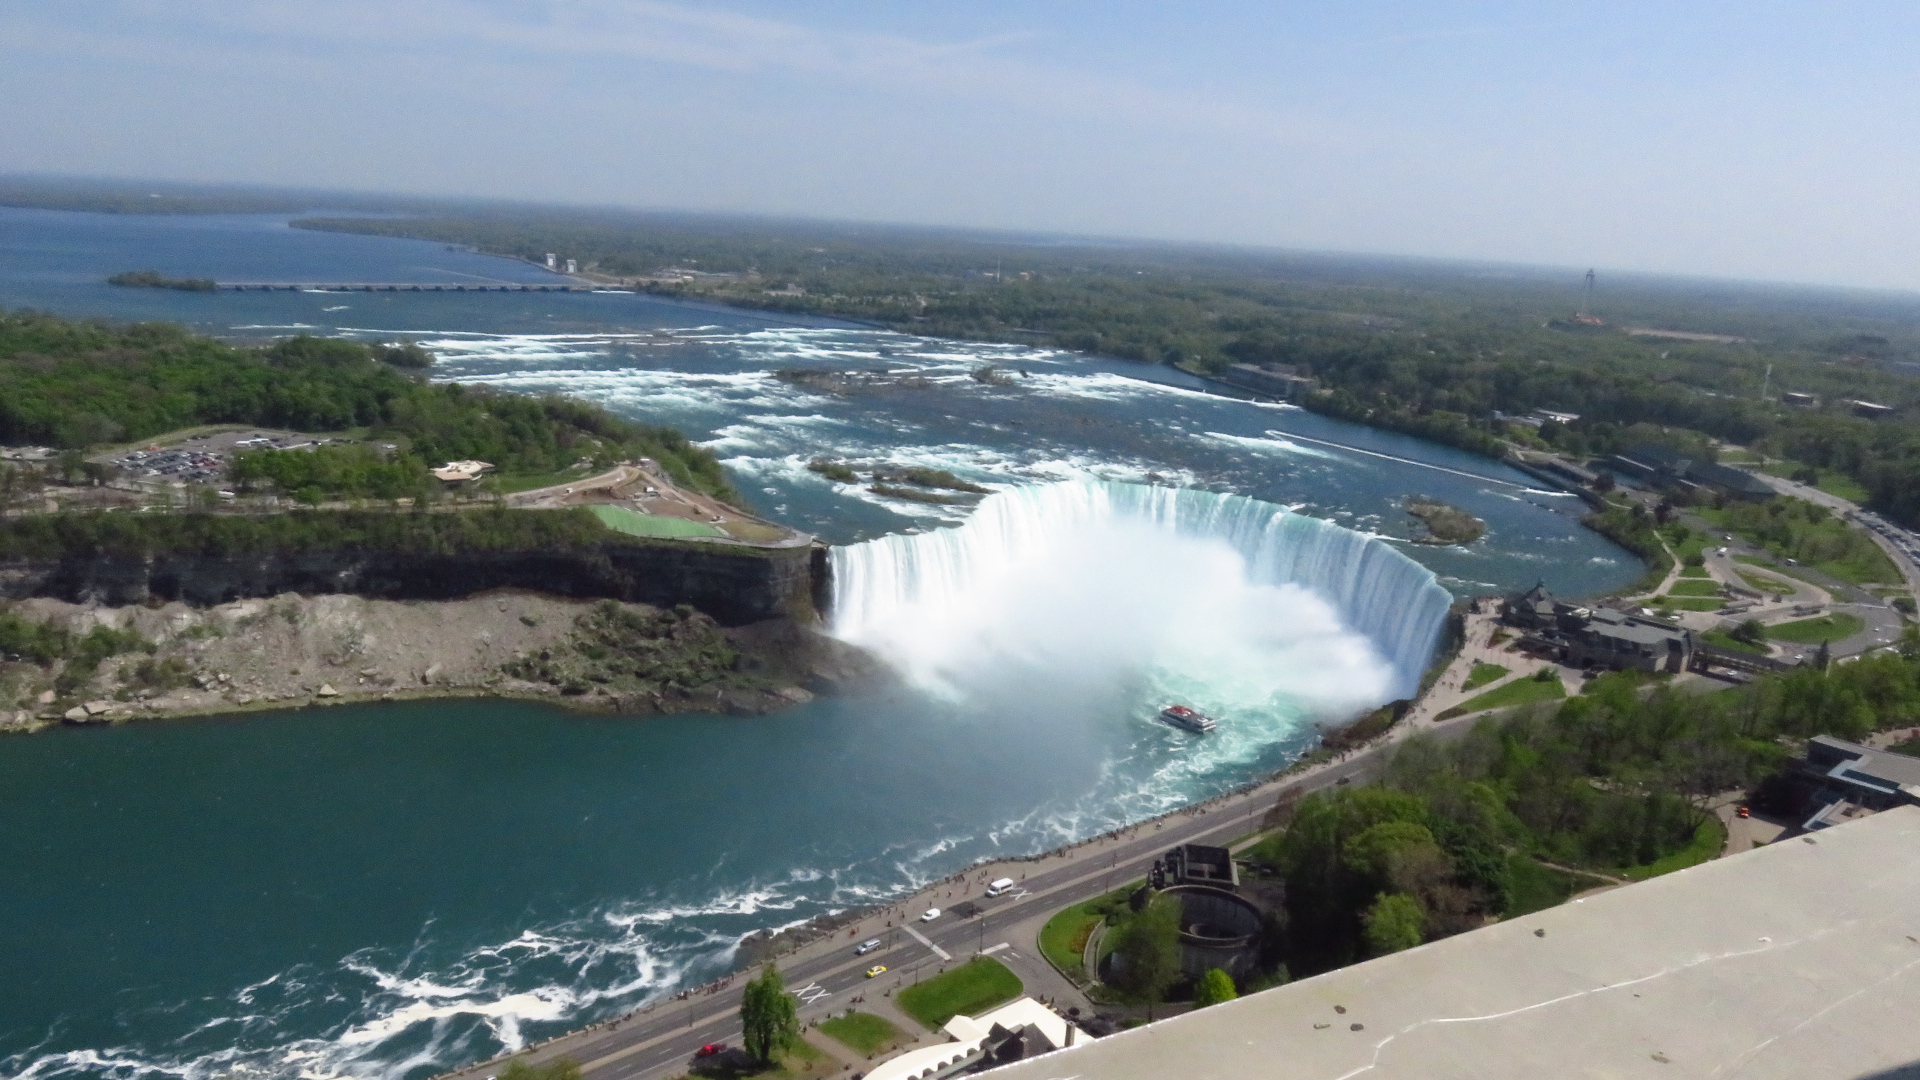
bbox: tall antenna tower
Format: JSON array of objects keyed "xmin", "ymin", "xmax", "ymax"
[
  {"xmin": 1581, "ymin": 268, "xmax": 1596, "ymax": 316},
  {"xmin": 1762, "ymin": 362, "xmax": 1773, "ymax": 402}
]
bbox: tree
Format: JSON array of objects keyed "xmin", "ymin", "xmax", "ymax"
[
  {"xmin": 740, "ymin": 964, "xmax": 798, "ymax": 1065},
  {"xmin": 1110, "ymin": 894, "xmax": 1182, "ymax": 1005},
  {"xmin": 1193, "ymin": 968, "xmax": 1238, "ymax": 1008},
  {"xmin": 1361, "ymin": 893, "xmax": 1425, "ymax": 957},
  {"xmin": 498, "ymin": 1056, "xmax": 581, "ymax": 1080}
]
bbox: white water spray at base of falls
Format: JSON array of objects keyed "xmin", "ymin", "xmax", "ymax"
[{"xmin": 830, "ymin": 481, "xmax": 1453, "ymax": 740}]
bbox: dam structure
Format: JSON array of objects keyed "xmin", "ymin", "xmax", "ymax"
[{"xmin": 829, "ymin": 480, "xmax": 1454, "ymax": 702}]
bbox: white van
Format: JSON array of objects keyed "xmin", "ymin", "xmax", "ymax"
[{"xmin": 985, "ymin": 878, "xmax": 1016, "ymax": 898}]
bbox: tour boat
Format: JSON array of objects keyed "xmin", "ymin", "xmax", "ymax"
[{"xmin": 1159, "ymin": 705, "xmax": 1217, "ymax": 734}]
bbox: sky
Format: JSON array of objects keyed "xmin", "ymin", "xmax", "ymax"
[{"xmin": 3, "ymin": 1, "xmax": 1917, "ymax": 290}]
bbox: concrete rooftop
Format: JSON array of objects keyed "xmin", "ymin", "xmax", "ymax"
[{"xmin": 983, "ymin": 806, "xmax": 1920, "ymax": 1080}]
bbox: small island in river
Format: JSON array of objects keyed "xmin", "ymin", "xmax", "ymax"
[
  {"xmin": 1405, "ymin": 495, "xmax": 1486, "ymax": 545},
  {"xmin": 107, "ymin": 269, "xmax": 217, "ymax": 292}
]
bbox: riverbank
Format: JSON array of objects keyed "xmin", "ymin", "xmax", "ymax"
[{"xmin": 0, "ymin": 590, "xmax": 881, "ymax": 733}]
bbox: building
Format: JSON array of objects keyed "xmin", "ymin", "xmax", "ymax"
[
  {"xmin": 979, "ymin": 807, "xmax": 1920, "ymax": 1080},
  {"xmin": 1215, "ymin": 363, "xmax": 1318, "ymax": 401},
  {"xmin": 1159, "ymin": 843, "xmax": 1239, "ymax": 888},
  {"xmin": 545, "ymin": 253, "xmax": 557, "ymax": 270},
  {"xmin": 1530, "ymin": 408, "xmax": 1580, "ymax": 425},
  {"xmin": 1782, "ymin": 391, "xmax": 1820, "ymax": 408},
  {"xmin": 430, "ymin": 460, "xmax": 494, "ymax": 483},
  {"xmin": 1501, "ymin": 583, "xmax": 1696, "ymax": 674},
  {"xmin": 1844, "ymin": 398, "xmax": 1896, "ymax": 419},
  {"xmin": 1794, "ymin": 735, "xmax": 1920, "ymax": 831},
  {"xmin": 1609, "ymin": 444, "xmax": 1775, "ymax": 500},
  {"xmin": 863, "ymin": 997, "xmax": 1087, "ymax": 1080},
  {"xmin": 564, "ymin": 258, "xmax": 579, "ymax": 275}
]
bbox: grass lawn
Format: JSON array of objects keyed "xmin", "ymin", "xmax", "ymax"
[
  {"xmin": 1701, "ymin": 629, "xmax": 1768, "ymax": 655},
  {"xmin": 1505, "ymin": 854, "xmax": 1599, "ymax": 917},
  {"xmin": 1463, "ymin": 662, "xmax": 1509, "ymax": 691},
  {"xmin": 1666, "ymin": 579, "xmax": 1723, "ymax": 597},
  {"xmin": 896, "ymin": 958, "xmax": 1023, "ymax": 1030},
  {"xmin": 1621, "ymin": 817, "xmax": 1726, "ymax": 881},
  {"xmin": 1038, "ymin": 884, "xmax": 1134, "ymax": 983},
  {"xmin": 1767, "ymin": 612, "xmax": 1866, "ymax": 644},
  {"xmin": 492, "ymin": 467, "xmax": 596, "ymax": 494},
  {"xmin": 589, "ymin": 504, "xmax": 723, "ymax": 539},
  {"xmin": 1678, "ymin": 563, "xmax": 1712, "ymax": 579},
  {"xmin": 817, "ymin": 1012, "xmax": 905, "ymax": 1056},
  {"xmin": 692, "ymin": 1037, "xmax": 831, "ymax": 1080},
  {"xmin": 1735, "ymin": 569, "xmax": 1794, "ymax": 596},
  {"xmin": 1453, "ymin": 674, "xmax": 1566, "ymax": 715},
  {"xmin": 1653, "ymin": 596, "xmax": 1725, "ymax": 611}
]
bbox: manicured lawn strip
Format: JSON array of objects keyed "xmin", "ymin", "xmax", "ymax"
[
  {"xmin": 1039, "ymin": 886, "xmax": 1134, "ymax": 982},
  {"xmin": 1620, "ymin": 817, "xmax": 1726, "ymax": 881},
  {"xmin": 1734, "ymin": 556, "xmax": 1824, "ymax": 589},
  {"xmin": 896, "ymin": 958, "xmax": 1023, "ymax": 1030},
  {"xmin": 695, "ymin": 1038, "xmax": 830, "ymax": 1080},
  {"xmin": 1767, "ymin": 613, "xmax": 1866, "ymax": 644},
  {"xmin": 589, "ymin": 504, "xmax": 723, "ymax": 538},
  {"xmin": 1654, "ymin": 596, "xmax": 1724, "ymax": 611},
  {"xmin": 1463, "ymin": 662, "xmax": 1510, "ymax": 691},
  {"xmin": 1454, "ymin": 675, "xmax": 1566, "ymax": 715},
  {"xmin": 492, "ymin": 468, "xmax": 595, "ymax": 494},
  {"xmin": 1679, "ymin": 564, "xmax": 1712, "ymax": 579},
  {"xmin": 817, "ymin": 1013, "xmax": 904, "ymax": 1055},
  {"xmin": 1701, "ymin": 630, "xmax": 1767, "ymax": 655},
  {"xmin": 1666, "ymin": 579, "xmax": 1722, "ymax": 597}
]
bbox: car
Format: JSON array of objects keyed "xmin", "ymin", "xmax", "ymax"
[
  {"xmin": 866, "ymin": 965, "xmax": 888, "ymax": 978},
  {"xmin": 920, "ymin": 908, "xmax": 942, "ymax": 922},
  {"xmin": 1737, "ymin": 806, "xmax": 1751, "ymax": 819},
  {"xmin": 696, "ymin": 1043, "xmax": 725, "ymax": 1058},
  {"xmin": 855, "ymin": 938, "xmax": 882, "ymax": 955}
]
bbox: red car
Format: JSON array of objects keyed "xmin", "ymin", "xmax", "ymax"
[
  {"xmin": 1737, "ymin": 806, "xmax": 1751, "ymax": 819},
  {"xmin": 696, "ymin": 1043, "xmax": 725, "ymax": 1058}
]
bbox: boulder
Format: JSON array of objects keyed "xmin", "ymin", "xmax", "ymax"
[
  {"xmin": 64, "ymin": 706, "xmax": 89, "ymax": 722},
  {"xmin": 84, "ymin": 700, "xmax": 112, "ymax": 716},
  {"xmin": 317, "ymin": 684, "xmax": 339, "ymax": 697}
]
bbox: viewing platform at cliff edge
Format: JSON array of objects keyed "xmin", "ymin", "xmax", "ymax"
[{"xmin": 216, "ymin": 281, "xmax": 599, "ymax": 292}]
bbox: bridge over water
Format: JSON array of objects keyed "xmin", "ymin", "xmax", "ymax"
[{"xmin": 217, "ymin": 281, "xmax": 607, "ymax": 293}]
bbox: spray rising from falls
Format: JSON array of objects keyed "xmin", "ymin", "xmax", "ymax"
[{"xmin": 831, "ymin": 482, "xmax": 1453, "ymax": 724}]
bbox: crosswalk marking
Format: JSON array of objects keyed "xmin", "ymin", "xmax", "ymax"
[
  {"xmin": 905, "ymin": 925, "xmax": 952, "ymax": 961},
  {"xmin": 792, "ymin": 981, "xmax": 831, "ymax": 1005},
  {"xmin": 981, "ymin": 942, "xmax": 1011, "ymax": 956}
]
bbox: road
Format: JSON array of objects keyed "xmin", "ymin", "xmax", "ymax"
[
  {"xmin": 438, "ymin": 721, "xmax": 1485, "ymax": 1080},
  {"xmin": 1747, "ymin": 471, "xmax": 1920, "ymax": 608}
]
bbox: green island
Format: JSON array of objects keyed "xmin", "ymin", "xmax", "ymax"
[
  {"xmin": 106, "ymin": 270, "xmax": 217, "ymax": 292},
  {"xmin": 1405, "ymin": 496, "xmax": 1486, "ymax": 545}
]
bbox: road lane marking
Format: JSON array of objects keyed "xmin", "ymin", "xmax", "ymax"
[
  {"xmin": 905, "ymin": 925, "xmax": 952, "ymax": 960},
  {"xmin": 792, "ymin": 981, "xmax": 831, "ymax": 1005},
  {"xmin": 981, "ymin": 942, "xmax": 1010, "ymax": 956}
]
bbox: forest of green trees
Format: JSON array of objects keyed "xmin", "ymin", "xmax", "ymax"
[
  {"xmin": 0, "ymin": 311, "xmax": 733, "ymax": 501},
  {"xmin": 293, "ymin": 210, "xmax": 1920, "ymax": 526},
  {"xmin": 1250, "ymin": 646, "xmax": 1920, "ymax": 978}
]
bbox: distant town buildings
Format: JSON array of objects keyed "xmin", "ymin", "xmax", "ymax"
[
  {"xmin": 565, "ymin": 258, "xmax": 578, "ymax": 275},
  {"xmin": 1782, "ymin": 391, "xmax": 1820, "ymax": 408},
  {"xmin": 544, "ymin": 253, "xmax": 557, "ymax": 270},
  {"xmin": 1843, "ymin": 398, "xmax": 1895, "ymax": 419}
]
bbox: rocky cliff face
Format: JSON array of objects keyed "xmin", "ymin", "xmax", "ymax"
[{"xmin": 0, "ymin": 540, "xmax": 817, "ymax": 626}]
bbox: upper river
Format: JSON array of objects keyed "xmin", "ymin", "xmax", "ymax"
[{"xmin": 0, "ymin": 208, "xmax": 1640, "ymax": 1080}]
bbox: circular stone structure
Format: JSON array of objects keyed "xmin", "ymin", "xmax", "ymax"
[{"xmin": 1162, "ymin": 885, "xmax": 1263, "ymax": 979}]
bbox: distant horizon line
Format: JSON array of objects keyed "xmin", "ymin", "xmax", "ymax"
[{"xmin": 3, "ymin": 170, "xmax": 1917, "ymax": 303}]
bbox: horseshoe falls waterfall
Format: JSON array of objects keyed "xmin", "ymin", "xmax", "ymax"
[{"xmin": 831, "ymin": 481, "xmax": 1453, "ymax": 751}]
